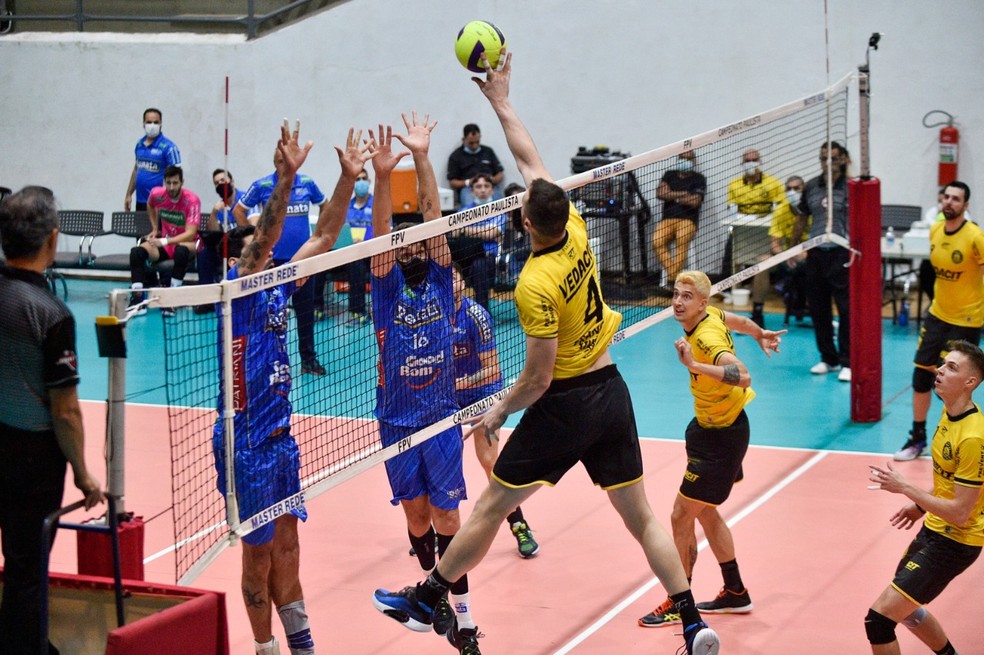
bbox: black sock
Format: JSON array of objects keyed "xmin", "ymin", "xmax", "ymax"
[
  {"xmin": 753, "ymin": 302, "xmax": 764, "ymax": 313},
  {"xmin": 417, "ymin": 570, "xmax": 452, "ymax": 608},
  {"xmin": 669, "ymin": 590, "xmax": 702, "ymax": 628},
  {"xmin": 720, "ymin": 559, "xmax": 744, "ymax": 592},
  {"xmin": 409, "ymin": 526, "xmax": 436, "ymax": 572},
  {"xmin": 913, "ymin": 421, "xmax": 927, "ymax": 438},
  {"xmin": 934, "ymin": 641, "xmax": 956, "ymax": 655},
  {"xmin": 506, "ymin": 507, "xmax": 525, "ymax": 527},
  {"xmin": 435, "ymin": 532, "xmax": 470, "ymax": 595}
]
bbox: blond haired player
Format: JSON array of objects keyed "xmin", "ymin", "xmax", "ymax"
[{"xmin": 640, "ymin": 270, "xmax": 785, "ymax": 627}]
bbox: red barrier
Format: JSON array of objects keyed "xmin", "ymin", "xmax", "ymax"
[
  {"xmin": 77, "ymin": 515, "xmax": 145, "ymax": 581},
  {"xmin": 848, "ymin": 177, "xmax": 883, "ymax": 422}
]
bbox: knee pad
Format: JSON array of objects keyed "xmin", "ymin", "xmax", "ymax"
[
  {"xmin": 913, "ymin": 366, "xmax": 936, "ymax": 393},
  {"xmin": 901, "ymin": 605, "xmax": 927, "ymax": 629},
  {"xmin": 864, "ymin": 608, "xmax": 897, "ymax": 645},
  {"xmin": 130, "ymin": 246, "xmax": 150, "ymax": 268}
]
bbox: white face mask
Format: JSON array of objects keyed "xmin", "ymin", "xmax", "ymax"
[
  {"xmin": 742, "ymin": 161, "xmax": 760, "ymax": 176},
  {"xmin": 145, "ymin": 123, "xmax": 161, "ymax": 138},
  {"xmin": 786, "ymin": 190, "xmax": 802, "ymax": 206}
]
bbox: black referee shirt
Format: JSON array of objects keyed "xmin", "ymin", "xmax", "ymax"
[{"xmin": 0, "ymin": 265, "xmax": 80, "ymax": 433}]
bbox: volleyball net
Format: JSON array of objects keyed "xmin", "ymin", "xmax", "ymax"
[{"xmin": 118, "ymin": 72, "xmax": 853, "ymax": 584}]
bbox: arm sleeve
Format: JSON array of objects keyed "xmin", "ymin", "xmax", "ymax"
[
  {"xmin": 306, "ymin": 177, "xmax": 327, "ymax": 205},
  {"xmin": 167, "ymin": 142, "xmax": 182, "ymax": 167}
]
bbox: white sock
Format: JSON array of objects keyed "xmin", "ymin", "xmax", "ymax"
[
  {"xmin": 170, "ymin": 278, "xmax": 183, "ymax": 287},
  {"xmin": 254, "ymin": 636, "xmax": 280, "ymax": 655},
  {"xmin": 450, "ymin": 592, "xmax": 476, "ymax": 630}
]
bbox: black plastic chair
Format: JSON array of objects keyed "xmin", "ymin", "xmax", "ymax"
[
  {"xmin": 46, "ymin": 210, "xmax": 108, "ymax": 297},
  {"xmin": 90, "ymin": 211, "xmax": 153, "ymax": 270}
]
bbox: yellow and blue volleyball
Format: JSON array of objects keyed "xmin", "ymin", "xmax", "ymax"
[{"xmin": 455, "ymin": 21, "xmax": 507, "ymax": 73}]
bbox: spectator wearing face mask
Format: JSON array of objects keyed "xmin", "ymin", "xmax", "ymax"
[
  {"xmin": 652, "ymin": 150, "xmax": 707, "ymax": 294},
  {"xmin": 725, "ymin": 149, "xmax": 786, "ymax": 325},
  {"xmin": 342, "ymin": 168, "xmax": 374, "ymax": 326},
  {"xmin": 447, "ymin": 123, "xmax": 505, "ymax": 207},
  {"xmin": 125, "ymin": 107, "xmax": 182, "ymax": 211},
  {"xmin": 455, "ymin": 174, "xmax": 506, "ymax": 310},
  {"xmin": 194, "ymin": 170, "xmax": 247, "ymax": 305}
]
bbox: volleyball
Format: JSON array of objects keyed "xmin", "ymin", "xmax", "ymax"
[{"xmin": 455, "ymin": 21, "xmax": 507, "ymax": 73}]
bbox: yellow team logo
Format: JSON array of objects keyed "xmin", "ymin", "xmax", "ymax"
[
  {"xmin": 942, "ymin": 441, "xmax": 953, "ymax": 461},
  {"xmin": 904, "ymin": 561, "xmax": 920, "ymax": 572}
]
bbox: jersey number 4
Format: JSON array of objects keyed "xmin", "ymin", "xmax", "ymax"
[{"xmin": 584, "ymin": 276, "xmax": 604, "ymax": 325}]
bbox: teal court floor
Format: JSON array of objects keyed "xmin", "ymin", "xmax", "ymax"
[{"xmin": 65, "ymin": 277, "xmax": 924, "ymax": 456}]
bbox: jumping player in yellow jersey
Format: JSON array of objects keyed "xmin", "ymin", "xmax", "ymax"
[
  {"xmin": 895, "ymin": 182, "xmax": 984, "ymax": 462},
  {"xmin": 640, "ymin": 270, "xmax": 785, "ymax": 628},
  {"xmin": 866, "ymin": 340, "xmax": 984, "ymax": 655},
  {"xmin": 372, "ymin": 51, "xmax": 720, "ymax": 655}
]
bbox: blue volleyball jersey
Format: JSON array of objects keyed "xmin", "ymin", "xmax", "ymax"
[
  {"xmin": 213, "ymin": 264, "xmax": 298, "ymax": 449},
  {"xmin": 239, "ymin": 173, "xmax": 326, "ymax": 260},
  {"xmin": 134, "ymin": 133, "xmax": 181, "ymax": 204},
  {"xmin": 346, "ymin": 195, "xmax": 374, "ymax": 241},
  {"xmin": 371, "ymin": 260, "xmax": 458, "ymax": 427},
  {"xmin": 215, "ymin": 190, "xmax": 246, "ymax": 230},
  {"xmin": 453, "ymin": 296, "xmax": 503, "ymax": 405}
]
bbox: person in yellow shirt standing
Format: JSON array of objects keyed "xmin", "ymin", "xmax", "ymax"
[
  {"xmin": 894, "ymin": 182, "xmax": 984, "ymax": 462},
  {"xmin": 639, "ymin": 270, "xmax": 785, "ymax": 627},
  {"xmin": 866, "ymin": 340, "xmax": 984, "ymax": 655}
]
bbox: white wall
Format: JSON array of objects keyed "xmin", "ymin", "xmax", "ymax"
[{"xmin": 2, "ymin": 0, "xmax": 982, "ymax": 255}]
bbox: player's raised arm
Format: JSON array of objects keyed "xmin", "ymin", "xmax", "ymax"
[
  {"xmin": 293, "ymin": 128, "xmax": 373, "ymax": 262},
  {"xmin": 394, "ymin": 111, "xmax": 452, "ymax": 268},
  {"xmin": 370, "ymin": 124, "xmax": 408, "ymax": 278},
  {"xmin": 237, "ymin": 120, "xmax": 312, "ymax": 276},
  {"xmin": 473, "ymin": 51, "xmax": 552, "ymax": 185}
]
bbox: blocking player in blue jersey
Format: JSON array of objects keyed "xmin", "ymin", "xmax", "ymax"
[
  {"xmin": 124, "ymin": 107, "xmax": 181, "ymax": 211},
  {"xmin": 451, "ymin": 263, "xmax": 539, "ymax": 559},
  {"xmin": 367, "ymin": 115, "xmax": 481, "ymax": 653},
  {"xmin": 233, "ymin": 147, "xmax": 330, "ymax": 375},
  {"xmin": 211, "ymin": 121, "xmax": 372, "ymax": 655}
]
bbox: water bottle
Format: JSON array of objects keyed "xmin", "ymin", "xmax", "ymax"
[
  {"xmin": 886, "ymin": 226, "xmax": 896, "ymax": 248},
  {"xmin": 898, "ymin": 279, "xmax": 910, "ymax": 327}
]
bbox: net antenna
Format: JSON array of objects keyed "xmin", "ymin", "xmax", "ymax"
[{"xmin": 858, "ymin": 32, "xmax": 882, "ymax": 179}]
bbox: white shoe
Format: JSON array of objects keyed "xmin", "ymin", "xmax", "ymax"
[
  {"xmin": 810, "ymin": 362, "xmax": 842, "ymax": 375},
  {"xmin": 838, "ymin": 367, "xmax": 852, "ymax": 382},
  {"xmin": 255, "ymin": 636, "xmax": 281, "ymax": 655}
]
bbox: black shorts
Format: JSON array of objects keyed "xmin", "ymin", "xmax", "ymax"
[
  {"xmin": 891, "ymin": 525, "xmax": 981, "ymax": 605},
  {"xmin": 679, "ymin": 410, "xmax": 750, "ymax": 506},
  {"xmin": 914, "ymin": 312, "xmax": 982, "ymax": 369},
  {"xmin": 492, "ymin": 365, "xmax": 643, "ymax": 489}
]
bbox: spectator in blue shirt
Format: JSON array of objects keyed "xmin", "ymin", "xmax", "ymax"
[
  {"xmin": 234, "ymin": 149, "xmax": 329, "ymax": 375},
  {"xmin": 342, "ymin": 167, "xmax": 374, "ymax": 325},
  {"xmin": 125, "ymin": 107, "xmax": 181, "ymax": 211},
  {"xmin": 455, "ymin": 173, "xmax": 507, "ymax": 310}
]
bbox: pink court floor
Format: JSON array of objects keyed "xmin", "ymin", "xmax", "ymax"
[{"xmin": 46, "ymin": 401, "xmax": 984, "ymax": 654}]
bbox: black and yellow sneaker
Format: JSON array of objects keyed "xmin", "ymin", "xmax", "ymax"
[
  {"xmin": 432, "ymin": 595, "xmax": 454, "ymax": 637},
  {"xmin": 447, "ymin": 617, "xmax": 483, "ymax": 655},
  {"xmin": 638, "ymin": 597, "xmax": 681, "ymax": 628},
  {"xmin": 696, "ymin": 587, "xmax": 753, "ymax": 614},
  {"xmin": 510, "ymin": 521, "xmax": 540, "ymax": 558}
]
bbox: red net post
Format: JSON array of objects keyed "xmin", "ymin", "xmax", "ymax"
[{"xmin": 849, "ymin": 177, "xmax": 882, "ymax": 422}]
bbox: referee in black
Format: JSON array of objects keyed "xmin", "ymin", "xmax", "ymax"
[{"xmin": 0, "ymin": 186, "xmax": 102, "ymax": 655}]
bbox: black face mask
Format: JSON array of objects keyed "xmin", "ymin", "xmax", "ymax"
[
  {"xmin": 215, "ymin": 182, "xmax": 234, "ymax": 200},
  {"xmin": 398, "ymin": 256, "xmax": 428, "ymax": 287}
]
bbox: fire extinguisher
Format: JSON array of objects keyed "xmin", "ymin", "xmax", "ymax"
[{"xmin": 924, "ymin": 110, "xmax": 959, "ymax": 186}]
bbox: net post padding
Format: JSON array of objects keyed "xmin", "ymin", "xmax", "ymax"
[{"xmin": 849, "ymin": 177, "xmax": 883, "ymax": 422}]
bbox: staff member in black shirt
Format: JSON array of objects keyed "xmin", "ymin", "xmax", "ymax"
[{"xmin": 0, "ymin": 186, "xmax": 102, "ymax": 655}]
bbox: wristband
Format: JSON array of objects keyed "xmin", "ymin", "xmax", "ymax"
[{"xmin": 159, "ymin": 237, "xmax": 169, "ymax": 247}]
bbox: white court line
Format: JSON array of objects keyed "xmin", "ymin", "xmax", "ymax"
[{"xmin": 552, "ymin": 450, "xmax": 829, "ymax": 655}]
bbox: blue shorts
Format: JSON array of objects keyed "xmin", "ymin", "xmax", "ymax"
[
  {"xmin": 379, "ymin": 422, "xmax": 466, "ymax": 510},
  {"xmin": 213, "ymin": 431, "xmax": 306, "ymax": 546}
]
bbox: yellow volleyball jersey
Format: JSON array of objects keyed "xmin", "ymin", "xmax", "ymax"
[
  {"xmin": 924, "ymin": 404, "xmax": 984, "ymax": 547},
  {"xmin": 515, "ymin": 203, "xmax": 621, "ymax": 379},
  {"xmin": 686, "ymin": 306, "xmax": 755, "ymax": 428},
  {"xmin": 727, "ymin": 173, "xmax": 785, "ymax": 215},
  {"xmin": 928, "ymin": 219, "xmax": 984, "ymax": 327}
]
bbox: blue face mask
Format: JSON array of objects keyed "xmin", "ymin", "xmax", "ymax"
[
  {"xmin": 354, "ymin": 179, "xmax": 370, "ymax": 197},
  {"xmin": 463, "ymin": 145, "xmax": 480, "ymax": 155},
  {"xmin": 676, "ymin": 159, "xmax": 694, "ymax": 172}
]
